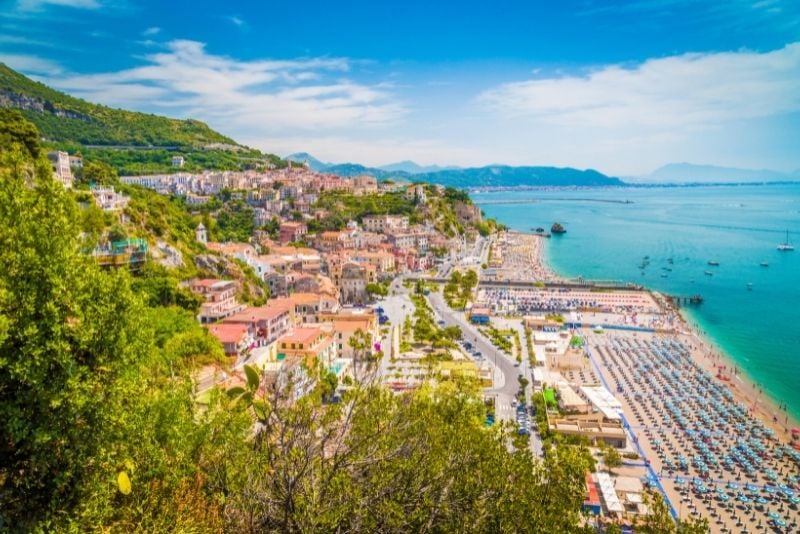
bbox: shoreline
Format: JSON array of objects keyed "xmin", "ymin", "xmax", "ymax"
[{"xmin": 524, "ymin": 230, "xmax": 799, "ymax": 439}]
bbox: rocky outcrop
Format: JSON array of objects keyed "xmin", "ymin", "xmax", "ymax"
[{"xmin": 0, "ymin": 90, "xmax": 90, "ymax": 122}]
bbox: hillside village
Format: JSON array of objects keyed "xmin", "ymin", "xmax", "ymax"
[{"xmin": 45, "ymin": 145, "xmax": 493, "ymax": 407}]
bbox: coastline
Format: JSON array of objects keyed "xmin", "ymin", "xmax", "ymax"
[{"xmin": 529, "ymin": 230, "xmax": 800, "ymax": 439}]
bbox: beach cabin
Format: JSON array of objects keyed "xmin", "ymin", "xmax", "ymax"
[{"xmin": 469, "ymin": 305, "xmax": 491, "ymax": 325}]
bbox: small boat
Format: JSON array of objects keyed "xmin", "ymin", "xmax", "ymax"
[
  {"xmin": 760, "ymin": 261, "xmax": 769, "ymax": 267},
  {"xmin": 662, "ymin": 267, "xmax": 672, "ymax": 272},
  {"xmin": 707, "ymin": 260, "xmax": 720, "ymax": 266},
  {"xmin": 667, "ymin": 258, "xmax": 674, "ymax": 264},
  {"xmin": 747, "ymin": 283, "xmax": 753, "ymax": 291},
  {"xmin": 704, "ymin": 271, "xmax": 714, "ymax": 276},
  {"xmin": 643, "ymin": 255, "xmax": 650, "ymax": 260},
  {"xmin": 660, "ymin": 274, "xmax": 668, "ymax": 278},
  {"xmin": 778, "ymin": 230, "xmax": 795, "ymax": 251}
]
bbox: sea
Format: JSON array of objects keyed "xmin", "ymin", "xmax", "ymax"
[{"xmin": 473, "ymin": 183, "xmax": 800, "ymax": 423}]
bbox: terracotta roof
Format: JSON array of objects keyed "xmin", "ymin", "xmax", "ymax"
[
  {"xmin": 207, "ymin": 323, "xmax": 249, "ymax": 344},
  {"xmin": 279, "ymin": 327, "xmax": 324, "ymax": 345},
  {"xmin": 224, "ymin": 302, "xmax": 292, "ymax": 323}
]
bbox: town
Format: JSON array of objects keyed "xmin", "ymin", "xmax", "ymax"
[{"xmin": 35, "ymin": 145, "xmax": 800, "ymax": 532}]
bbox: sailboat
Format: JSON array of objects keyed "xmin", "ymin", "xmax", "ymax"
[{"xmin": 777, "ymin": 230, "xmax": 795, "ymax": 251}]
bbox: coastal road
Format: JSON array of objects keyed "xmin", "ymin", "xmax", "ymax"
[{"xmin": 426, "ymin": 291, "xmax": 520, "ymax": 416}]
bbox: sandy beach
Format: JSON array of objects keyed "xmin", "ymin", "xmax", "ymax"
[{"xmin": 487, "ymin": 231, "xmax": 800, "ymax": 532}]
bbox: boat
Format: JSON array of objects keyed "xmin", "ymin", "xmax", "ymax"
[
  {"xmin": 660, "ymin": 274, "xmax": 668, "ymax": 278},
  {"xmin": 704, "ymin": 271, "xmax": 714, "ymax": 276},
  {"xmin": 551, "ymin": 222, "xmax": 566, "ymax": 234},
  {"xmin": 777, "ymin": 230, "xmax": 795, "ymax": 251},
  {"xmin": 707, "ymin": 260, "xmax": 720, "ymax": 266},
  {"xmin": 760, "ymin": 261, "xmax": 769, "ymax": 267},
  {"xmin": 747, "ymin": 283, "xmax": 753, "ymax": 291}
]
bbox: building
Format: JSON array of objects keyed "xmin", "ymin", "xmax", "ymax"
[
  {"xmin": 361, "ymin": 214, "xmax": 409, "ymax": 234},
  {"xmin": 277, "ymin": 327, "xmax": 336, "ymax": 368},
  {"xmin": 404, "ymin": 184, "xmax": 426, "ymax": 204},
  {"xmin": 223, "ymin": 301, "xmax": 293, "ymax": 345},
  {"xmin": 172, "ymin": 156, "xmax": 185, "ymax": 167},
  {"xmin": 47, "ymin": 150, "xmax": 73, "ymax": 188},
  {"xmin": 339, "ymin": 262, "xmax": 373, "ymax": 304},
  {"xmin": 469, "ymin": 305, "xmax": 491, "ymax": 325},
  {"xmin": 207, "ymin": 323, "xmax": 251, "ymax": 358},
  {"xmin": 279, "ymin": 221, "xmax": 307, "ymax": 244},
  {"xmin": 90, "ymin": 186, "xmax": 129, "ymax": 211},
  {"xmin": 196, "ymin": 222, "xmax": 207, "ymax": 244},
  {"xmin": 351, "ymin": 174, "xmax": 378, "ymax": 195},
  {"xmin": 188, "ymin": 279, "xmax": 245, "ymax": 324}
]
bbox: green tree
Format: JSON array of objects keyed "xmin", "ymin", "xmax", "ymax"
[
  {"xmin": 79, "ymin": 160, "xmax": 118, "ymax": 186},
  {"xmin": 0, "ymin": 107, "xmax": 40, "ymax": 158}
]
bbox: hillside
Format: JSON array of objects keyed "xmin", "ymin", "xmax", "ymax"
[
  {"xmin": 285, "ymin": 152, "xmax": 624, "ymax": 187},
  {"xmin": 0, "ymin": 63, "xmax": 235, "ymax": 147},
  {"xmin": 417, "ymin": 165, "xmax": 624, "ymax": 188},
  {"xmin": 0, "ymin": 63, "xmax": 285, "ymax": 174}
]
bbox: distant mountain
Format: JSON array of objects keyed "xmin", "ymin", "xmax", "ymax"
[
  {"xmin": 285, "ymin": 152, "xmax": 331, "ymax": 171},
  {"xmin": 378, "ymin": 160, "xmax": 461, "ymax": 174},
  {"xmin": 416, "ymin": 165, "xmax": 623, "ymax": 188},
  {"xmin": 284, "ymin": 152, "xmax": 623, "ymax": 187},
  {"xmin": 638, "ymin": 163, "xmax": 798, "ymax": 184}
]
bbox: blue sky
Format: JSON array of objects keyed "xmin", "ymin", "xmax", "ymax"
[{"xmin": 1, "ymin": 0, "xmax": 799, "ymax": 175}]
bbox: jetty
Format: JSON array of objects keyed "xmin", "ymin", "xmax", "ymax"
[{"xmin": 667, "ymin": 294, "xmax": 704, "ymax": 306}]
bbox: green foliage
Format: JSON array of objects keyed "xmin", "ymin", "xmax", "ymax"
[
  {"xmin": 0, "ymin": 139, "xmax": 241, "ymax": 530},
  {"xmin": 600, "ymin": 443, "xmax": 622, "ymax": 470},
  {"xmin": 1, "ymin": 64, "xmax": 234, "ymax": 147},
  {"xmin": 221, "ymin": 378, "xmax": 596, "ymax": 533},
  {"xmin": 79, "ymin": 146, "xmax": 283, "ymax": 175},
  {"xmin": 77, "ymin": 159, "xmax": 118, "ymax": 186},
  {"xmin": 213, "ymin": 199, "xmax": 255, "ymax": 242},
  {"xmin": 366, "ymin": 282, "xmax": 389, "ymax": 298},
  {"xmin": 314, "ymin": 190, "xmax": 416, "ymax": 227},
  {"xmin": 444, "ymin": 269, "xmax": 478, "ymax": 309},
  {"xmin": 131, "ymin": 263, "xmax": 204, "ymax": 312},
  {"xmin": 0, "ymin": 107, "xmax": 40, "ymax": 158}
]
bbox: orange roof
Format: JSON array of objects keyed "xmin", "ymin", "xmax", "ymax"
[
  {"xmin": 192, "ymin": 278, "xmax": 223, "ymax": 287},
  {"xmin": 332, "ymin": 319, "xmax": 372, "ymax": 332},
  {"xmin": 288, "ymin": 292, "xmax": 321, "ymax": 305},
  {"xmin": 224, "ymin": 302, "xmax": 292, "ymax": 323},
  {"xmin": 207, "ymin": 323, "xmax": 248, "ymax": 344},
  {"xmin": 279, "ymin": 327, "xmax": 324, "ymax": 345}
]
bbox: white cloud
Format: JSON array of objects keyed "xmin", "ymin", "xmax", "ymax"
[
  {"xmin": 480, "ymin": 43, "xmax": 800, "ymax": 130},
  {"xmin": 16, "ymin": 0, "xmax": 102, "ymax": 11},
  {"xmin": 227, "ymin": 15, "xmax": 245, "ymax": 27},
  {"xmin": 0, "ymin": 53, "xmax": 63, "ymax": 73},
  {"xmin": 37, "ymin": 40, "xmax": 404, "ymax": 134},
  {"xmin": 141, "ymin": 26, "xmax": 160, "ymax": 36}
]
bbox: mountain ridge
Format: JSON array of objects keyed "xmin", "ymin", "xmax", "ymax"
[
  {"xmin": 285, "ymin": 152, "xmax": 625, "ymax": 187},
  {"xmin": 633, "ymin": 162, "xmax": 799, "ymax": 184}
]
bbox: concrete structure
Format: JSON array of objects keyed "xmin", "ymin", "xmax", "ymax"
[
  {"xmin": 172, "ymin": 156, "xmax": 185, "ymax": 167},
  {"xmin": 279, "ymin": 221, "xmax": 307, "ymax": 244},
  {"xmin": 207, "ymin": 323, "xmax": 251, "ymax": 358},
  {"xmin": 277, "ymin": 327, "xmax": 336, "ymax": 368},
  {"xmin": 188, "ymin": 279, "xmax": 245, "ymax": 323},
  {"xmin": 223, "ymin": 301, "xmax": 293, "ymax": 345},
  {"xmin": 196, "ymin": 222, "xmax": 207, "ymax": 245},
  {"xmin": 47, "ymin": 150, "xmax": 73, "ymax": 188}
]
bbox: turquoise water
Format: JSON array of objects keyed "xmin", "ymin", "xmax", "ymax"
[{"xmin": 474, "ymin": 184, "xmax": 800, "ymax": 422}]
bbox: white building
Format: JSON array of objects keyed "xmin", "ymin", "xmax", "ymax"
[{"xmin": 47, "ymin": 151, "xmax": 73, "ymax": 189}]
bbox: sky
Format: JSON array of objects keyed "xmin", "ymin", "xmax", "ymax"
[{"xmin": 1, "ymin": 0, "xmax": 799, "ymax": 176}]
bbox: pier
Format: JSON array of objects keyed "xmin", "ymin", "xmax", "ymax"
[{"xmin": 667, "ymin": 294, "xmax": 704, "ymax": 306}]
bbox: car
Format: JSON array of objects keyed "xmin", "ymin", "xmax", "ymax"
[
  {"xmin": 511, "ymin": 399, "xmax": 517, "ymax": 407},
  {"xmin": 437, "ymin": 320, "xmax": 445, "ymax": 326}
]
